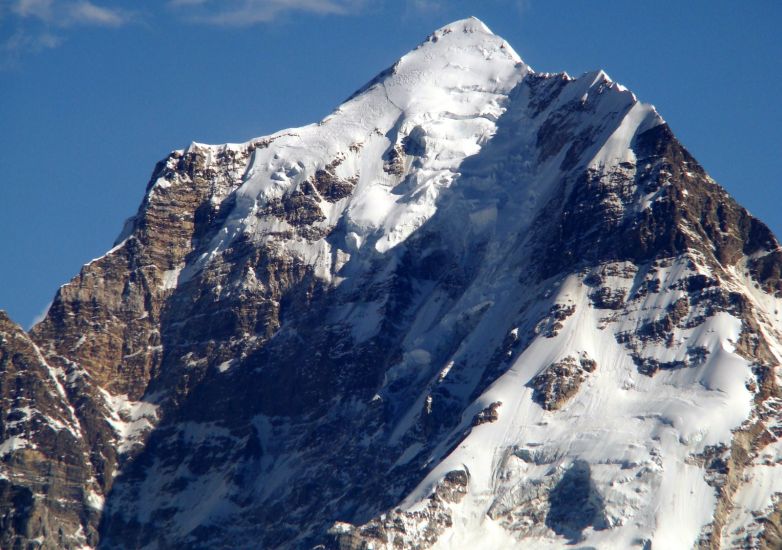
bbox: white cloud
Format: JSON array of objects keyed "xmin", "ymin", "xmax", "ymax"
[
  {"xmin": 169, "ymin": 0, "xmax": 366, "ymax": 26},
  {"xmin": 0, "ymin": 0, "xmax": 394, "ymax": 65},
  {"xmin": 2, "ymin": 27, "xmax": 59, "ymax": 50},
  {"xmin": 9, "ymin": 0, "xmax": 129, "ymax": 26},
  {"xmin": 11, "ymin": 0, "xmax": 54, "ymax": 19},
  {"xmin": 66, "ymin": 0, "xmax": 127, "ymax": 27},
  {"xmin": 1, "ymin": 0, "xmax": 132, "ymax": 65},
  {"xmin": 0, "ymin": 27, "xmax": 59, "ymax": 67}
]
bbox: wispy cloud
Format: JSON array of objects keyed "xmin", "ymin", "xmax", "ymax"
[
  {"xmin": 168, "ymin": 0, "xmax": 366, "ymax": 26},
  {"xmin": 2, "ymin": 0, "xmax": 368, "ymax": 66},
  {"xmin": 2, "ymin": 0, "xmax": 366, "ymax": 64},
  {"xmin": 1, "ymin": 0, "xmax": 133, "ymax": 66},
  {"xmin": 4, "ymin": 0, "xmax": 531, "ymax": 66},
  {"xmin": 11, "ymin": 0, "xmax": 53, "ymax": 19},
  {"xmin": 9, "ymin": 0, "xmax": 130, "ymax": 26},
  {"xmin": 66, "ymin": 0, "xmax": 128, "ymax": 27},
  {"xmin": 2, "ymin": 26, "xmax": 58, "ymax": 49}
]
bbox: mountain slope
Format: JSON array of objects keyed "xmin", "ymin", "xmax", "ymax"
[{"xmin": 2, "ymin": 17, "xmax": 782, "ymax": 549}]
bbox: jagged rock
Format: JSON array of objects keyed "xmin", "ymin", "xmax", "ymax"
[
  {"xmin": 529, "ymin": 355, "xmax": 597, "ymax": 410},
  {"xmin": 382, "ymin": 144, "xmax": 406, "ymax": 176},
  {"xmin": 310, "ymin": 155, "xmax": 357, "ymax": 202},
  {"xmin": 472, "ymin": 401, "xmax": 502, "ymax": 426},
  {"xmin": 536, "ymin": 303, "xmax": 576, "ymax": 338},
  {"xmin": 0, "ymin": 312, "xmax": 98, "ymax": 549},
  {"xmin": 323, "ymin": 470, "xmax": 469, "ymax": 549},
  {"xmin": 589, "ymin": 286, "xmax": 626, "ymax": 310}
]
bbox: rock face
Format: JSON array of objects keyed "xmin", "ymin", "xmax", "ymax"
[
  {"xmin": 529, "ymin": 354, "xmax": 596, "ymax": 410},
  {"xmin": 0, "ymin": 312, "xmax": 99, "ymax": 549},
  {"xmin": 3, "ymin": 17, "xmax": 782, "ymax": 549}
]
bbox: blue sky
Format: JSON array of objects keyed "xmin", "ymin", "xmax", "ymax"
[{"xmin": 1, "ymin": 0, "xmax": 780, "ymax": 328}]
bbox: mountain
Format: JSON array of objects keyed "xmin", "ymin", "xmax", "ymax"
[{"xmin": 3, "ymin": 17, "xmax": 782, "ymax": 549}]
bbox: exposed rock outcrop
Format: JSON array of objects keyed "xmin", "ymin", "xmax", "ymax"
[{"xmin": 529, "ymin": 355, "xmax": 597, "ymax": 410}]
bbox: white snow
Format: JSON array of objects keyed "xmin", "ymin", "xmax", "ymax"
[
  {"xmin": 100, "ymin": 389, "xmax": 159, "ymax": 454},
  {"xmin": 217, "ymin": 359, "xmax": 236, "ymax": 373},
  {"xmin": 0, "ymin": 436, "xmax": 32, "ymax": 456},
  {"xmin": 85, "ymin": 236, "xmax": 131, "ymax": 267},
  {"xmin": 590, "ymin": 100, "xmax": 661, "ymax": 169},
  {"xmin": 162, "ymin": 266, "xmax": 183, "ymax": 290},
  {"xmin": 185, "ymin": 16, "xmax": 530, "ymax": 271},
  {"xmin": 86, "ymin": 489, "xmax": 105, "ymax": 511},
  {"xmin": 395, "ymin": 256, "xmax": 760, "ymax": 548}
]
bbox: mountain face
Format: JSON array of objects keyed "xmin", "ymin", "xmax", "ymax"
[{"xmin": 3, "ymin": 17, "xmax": 782, "ymax": 549}]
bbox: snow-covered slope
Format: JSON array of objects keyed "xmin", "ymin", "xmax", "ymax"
[{"xmin": 3, "ymin": 16, "xmax": 782, "ymax": 550}]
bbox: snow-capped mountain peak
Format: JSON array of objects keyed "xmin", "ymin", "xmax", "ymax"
[
  {"xmin": 3, "ymin": 18, "xmax": 782, "ymax": 550},
  {"xmin": 204, "ymin": 17, "xmax": 532, "ymax": 260}
]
